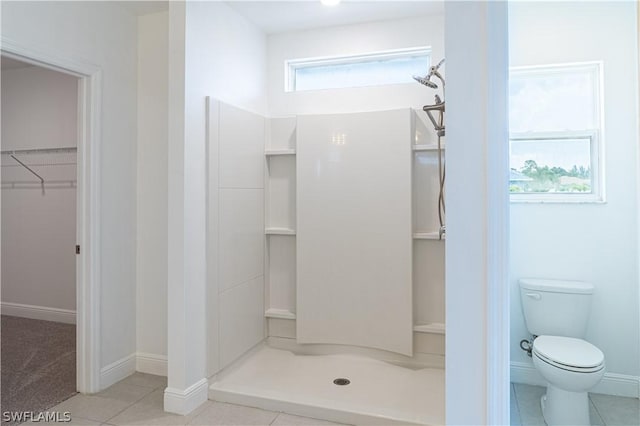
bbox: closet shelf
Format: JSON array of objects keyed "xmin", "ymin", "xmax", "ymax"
[
  {"xmin": 412, "ymin": 144, "xmax": 445, "ymax": 152},
  {"xmin": 413, "ymin": 232, "xmax": 445, "ymax": 240},
  {"xmin": 265, "ymin": 309, "xmax": 296, "ymax": 320},
  {"xmin": 265, "ymin": 227, "xmax": 296, "ymax": 236},
  {"xmin": 413, "ymin": 323, "xmax": 445, "ymax": 335},
  {"xmin": 265, "ymin": 149, "xmax": 296, "ymax": 156}
]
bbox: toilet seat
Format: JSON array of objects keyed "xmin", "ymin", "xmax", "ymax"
[{"xmin": 533, "ymin": 336, "xmax": 604, "ymax": 373}]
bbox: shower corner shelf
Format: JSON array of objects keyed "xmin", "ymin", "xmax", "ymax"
[
  {"xmin": 265, "ymin": 308, "xmax": 296, "ymax": 320},
  {"xmin": 265, "ymin": 149, "xmax": 296, "ymax": 156},
  {"xmin": 265, "ymin": 227, "xmax": 296, "ymax": 236},
  {"xmin": 413, "ymin": 232, "xmax": 445, "ymax": 240},
  {"xmin": 413, "ymin": 323, "xmax": 445, "ymax": 335},
  {"xmin": 412, "ymin": 144, "xmax": 445, "ymax": 152}
]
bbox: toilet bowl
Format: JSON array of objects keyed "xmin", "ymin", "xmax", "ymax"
[{"xmin": 532, "ymin": 336, "xmax": 605, "ymax": 425}]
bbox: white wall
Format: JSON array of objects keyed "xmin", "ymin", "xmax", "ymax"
[
  {"xmin": 509, "ymin": 1, "xmax": 640, "ymax": 383},
  {"xmin": 1, "ymin": 1, "xmax": 139, "ymax": 373},
  {"xmin": 166, "ymin": 1, "xmax": 267, "ymax": 408},
  {"xmin": 136, "ymin": 10, "xmax": 169, "ymax": 371},
  {"xmin": 1, "ymin": 66, "xmax": 77, "ymax": 315},
  {"xmin": 267, "ymin": 15, "xmax": 444, "ymax": 117}
]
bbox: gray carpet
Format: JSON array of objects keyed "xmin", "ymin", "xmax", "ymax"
[{"xmin": 1, "ymin": 315, "xmax": 77, "ymax": 425}]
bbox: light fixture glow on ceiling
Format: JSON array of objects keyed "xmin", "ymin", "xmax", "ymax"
[{"xmin": 321, "ymin": 0, "xmax": 341, "ymax": 6}]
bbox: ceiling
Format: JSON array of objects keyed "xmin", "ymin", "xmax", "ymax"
[
  {"xmin": 111, "ymin": 1, "xmax": 443, "ymax": 34},
  {"xmin": 226, "ymin": 1, "xmax": 444, "ymax": 34},
  {"xmin": 1, "ymin": 57, "xmax": 33, "ymax": 70}
]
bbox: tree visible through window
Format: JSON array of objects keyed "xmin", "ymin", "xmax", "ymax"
[{"xmin": 509, "ymin": 63, "xmax": 602, "ymax": 201}]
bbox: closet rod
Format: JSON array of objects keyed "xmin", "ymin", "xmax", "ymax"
[
  {"xmin": 10, "ymin": 154, "xmax": 45, "ymax": 187},
  {"xmin": 0, "ymin": 146, "xmax": 77, "ymax": 155}
]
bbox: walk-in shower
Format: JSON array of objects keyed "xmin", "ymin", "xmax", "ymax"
[{"xmin": 414, "ymin": 58, "xmax": 446, "ymax": 239}]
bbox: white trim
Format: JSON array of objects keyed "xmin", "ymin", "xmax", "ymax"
[
  {"xmin": 1, "ymin": 302, "xmax": 76, "ymax": 324},
  {"xmin": 100, "ymin": 354, "xmax": 136, "ymax": 390},
  {"xmin": 511, "ymin": 361, "xmax": 640, "ymax": 398},
  {"xmin": 1, "ymin": 36, "xmax": 103, "ymax": 394},
  {"xmin": 136, "ymin": 352, "xmax": 168, "ymax": 377},
  {"xmin": 164, "ymin": 378, "xmax": 209, "ymax": 415}
]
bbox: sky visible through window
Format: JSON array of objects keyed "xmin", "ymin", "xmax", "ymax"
[{"xmin": 293, "ymin": 54, "xmax": 430, "ymax": 91}]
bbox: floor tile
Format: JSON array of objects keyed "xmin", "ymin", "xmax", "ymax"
[
  {"xmin": 510, "ymin": 383, "xmax": 522, "ymax": 426},
  {"xmin": 188, "ymin": 401, "xmax": 278, "ymax": 425},
  {"xmin": 591, "ymin": 393, "xmax": 640, "ymax": 426},
  {"xmin": 118, "ymin": 373, "xmax": 167, "ymax": 390},
  {"xmin": 271, "ymin": 413, "xmax": 346, "ymax": 425},
  {"xmin": 27, "ymin": 416, "xmax": 100, "ymax": 425},
  {"xmin": 51, "ymin": 395, "xmax": 131, "ymax": 423},
  {"xmin": 97, "ymin": 382, "xmax": 155, "ymax": 404},
  {"xmin": 589, "ymin": 397, "xmax": 605, "ymax": 426},
  {"xmin": 108, "ymin": 389, "xmax": 209, "ymax": 426},
  {"xmin": 513, "ymin": 383, "xmax": 546, "ymax": 426}
]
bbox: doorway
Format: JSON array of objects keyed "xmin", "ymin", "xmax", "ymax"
[
  {"xmin": 0, "ymin": 43, "xmax": 102, "ymax": 408},
  {"xmin": 0, "ymin": 56, "xmax": 80, "ymax": 418}
]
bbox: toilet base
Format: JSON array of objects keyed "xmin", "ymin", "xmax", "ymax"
[{"xmin": 540, "ymin": 384, "xmax": 590, "ymax": 426}]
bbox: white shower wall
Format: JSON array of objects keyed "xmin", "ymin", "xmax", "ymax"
[
  {"xmin": 207, "ymin": 100, "xmax": 266, "ymax": 375},
  {"xmin": 264, "ymin": 13, "xmax": 446, "ymax": 361}
]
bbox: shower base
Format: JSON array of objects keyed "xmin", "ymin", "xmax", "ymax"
[{"xmin": 208, "ymin": 345, "xmax": 444, "ymax": 425}]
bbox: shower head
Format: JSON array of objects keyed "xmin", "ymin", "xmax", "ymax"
[
  {"xmin": 413, "ymin": 75, "xmax": 438, "ymax": 88},
  {"xmin": 413, "ymin": 58, "xmax": 445, "ymax": 89}
]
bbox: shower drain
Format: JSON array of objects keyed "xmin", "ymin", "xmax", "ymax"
[{"xmin": 333, "ymin": 378, "xmax": 350, "ymax": 386}]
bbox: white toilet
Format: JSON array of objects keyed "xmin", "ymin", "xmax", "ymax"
[{"xmin": 519, "ymin": 278, "xmax": 605, "ymax": 426}]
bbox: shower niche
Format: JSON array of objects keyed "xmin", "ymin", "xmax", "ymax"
[{"xmin": 263, "ymin": 110, "xmax": 445, "ymax": 364}]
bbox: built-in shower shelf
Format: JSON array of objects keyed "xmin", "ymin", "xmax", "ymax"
[
  {"xmin": 412, "ymin": 144, "xmax": 446, "ymax": 152},
  {"xmin": 265, "ymin": 308, "xmax": 296, "ymax": 320},
  {"xmin": 413, "ymin": 323, "xmax": 445, "ymax": 335},
  {"xmin": 413, "ymin": 232, "xmax": 445, "ymax": 240},
  {"xmin": 265, "ymin": 149, "xmax": 296, "ymax": 156},
  {"xmin": 265, "ymin": 227, "xmax": 296, "ymax": 236}
]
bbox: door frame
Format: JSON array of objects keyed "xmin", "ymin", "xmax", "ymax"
[{"xmin": 1, "ymin": 37, "xmax": 103, "ymax": 393}]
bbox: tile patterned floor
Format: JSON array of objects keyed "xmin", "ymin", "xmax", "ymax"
[
  {"xmin": 34, "ymin": 373, "xmax": 347, "ymax": 426},
  {"xmin": 22, "ymin": 374, "xmax": 640, "ymax": 425},
  {"xmin": 510, "ymin": 383, "xmax": 640, "ymax": 426}
]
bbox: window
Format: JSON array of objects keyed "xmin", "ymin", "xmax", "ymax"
[
  {"xmin": 509, "ymin": 62, "xmax": 603, "ymax": 202},
  {"xmin": 286, "ymin": 47, "xmax": 430, "ymax": 92}
]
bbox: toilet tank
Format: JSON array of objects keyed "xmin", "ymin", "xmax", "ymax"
[{"xmin": 519, "ymin": 278, "xmax": 594, "ymax": 338}]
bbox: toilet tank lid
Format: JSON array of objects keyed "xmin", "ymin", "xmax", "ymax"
[{"xmin": 519, "ymin": 278, "xmax": 594, "ymax": 294}]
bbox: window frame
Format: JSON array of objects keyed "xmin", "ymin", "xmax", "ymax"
[
  {"xmin": 284, "ymin": 46, "xmax": 431, "ymax": 92},
  {"xmin": 508, "ymin": 61, "xmax": 605, "ymax": 203}
]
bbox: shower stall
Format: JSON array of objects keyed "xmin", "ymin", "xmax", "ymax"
[{"xmin": 205, "ymin": 100, "xmax": 446, "ymax": 424}]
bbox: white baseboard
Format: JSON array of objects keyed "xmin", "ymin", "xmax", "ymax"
[
  {"xmin": 136, "ymin": 352, "xmax": 167, "ymax": 376},
  {"xmin": 100, "ymin": 353, "xmax": 136, "ymax": 390},
  {"xmin": 164, "ymin": 378, "xmax": 209, "ymax": 415},
  {"xmin": 511, "ymin": 361, "xmax": 639, "ymax": 398},
  {"xmin": 1, "ymin": 302, "xmax": 76, "ymax": 324}
]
